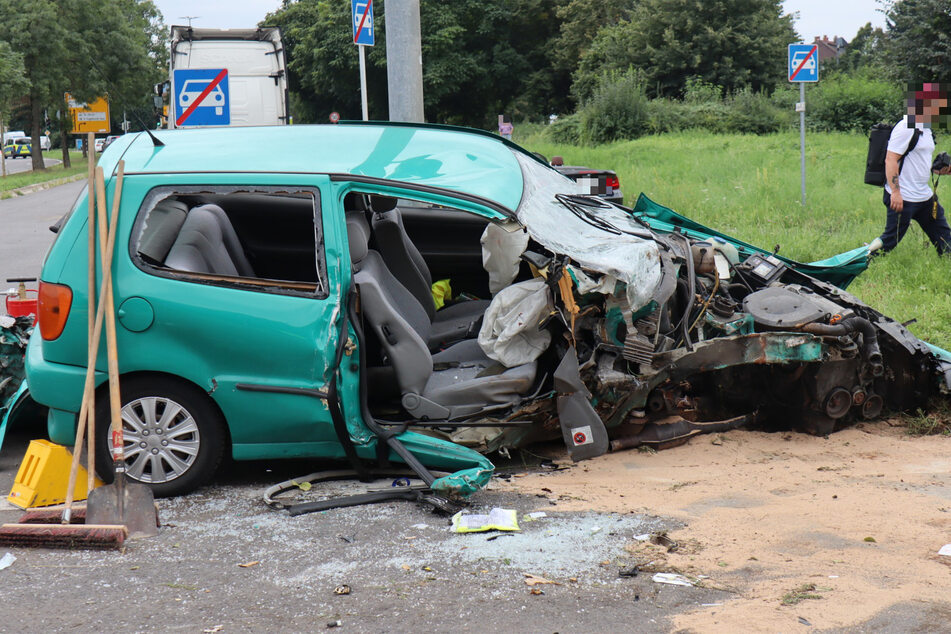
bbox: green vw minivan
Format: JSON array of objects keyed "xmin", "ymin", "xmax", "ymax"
[{"xmin": 25, "ymin": 122, "xmax": 951, "ymax": 500}]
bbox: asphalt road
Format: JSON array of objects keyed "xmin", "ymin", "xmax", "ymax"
[
  {"xmin": 0, "ymin": 179, "xmax": 82, "ymax": 285},
  {"xmin": 2, "ymin": 155, "xmax": 62, "ymax": 175}
]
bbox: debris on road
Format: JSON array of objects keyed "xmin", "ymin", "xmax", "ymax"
[
  {"xmin": 451, "ymin": 507, "xmax": 519, "ymax": 533},
  {"xmin": 938, "ymin": 544, "xmax": 951, "ymax": 557},
  {"xmin": 0, "ymin": 551, "xmax": 15, "ymax": 570},
  {"xmin": 652, "ymin": 572, "xmax": 695, "ymax": 587},
  {"xmin": 237, "ymin": 561, "xmax": 260, "ymax": 568},
  {"xmin": 333, "ymin": 584, "xmax": 351, "ymax": 595},
  {"xmin": 523, "ymin": 573, "xmax": 560, "ymax": 586}
]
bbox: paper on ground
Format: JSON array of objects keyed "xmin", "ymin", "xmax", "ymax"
[
  {"xmin": 0, "ymin": 552, "xmax": 15, "ymax": 571},
  {"xmin": 451, "ymin": 508, "xmax": 520, "ymax": 533},
  {"xmin": 652, "ymin": 572, "xmax": 694, "ymax": 586}
]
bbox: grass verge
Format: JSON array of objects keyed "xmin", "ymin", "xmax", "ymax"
[
  {"xmin": 0, "ymin": 152, "xmax": 89, "ymax": 195},
  {"xmin": 518, "ymin": 130, "xmax": 951, "ymax": 350}
]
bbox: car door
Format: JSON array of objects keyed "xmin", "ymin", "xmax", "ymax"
[{"xmin": 113, "ymin": 174, "xmax": 348, "ymax": 459}]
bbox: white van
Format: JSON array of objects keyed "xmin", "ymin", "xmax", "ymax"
[
  {"xmin": 2, "ymin": 130, "xmax": 26, "ymax": 144},
  {"xmin": 168, "ymin": 26, "xmax": 288, "ymax": 128},
  {"xmin": 38, "ymin": 135, "xmax": 51, "ymax": 151}
]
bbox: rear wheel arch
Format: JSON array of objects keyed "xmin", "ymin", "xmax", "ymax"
[{"xmin": 93, "ymin": 372, "xmax": 230, "ymax": 497}]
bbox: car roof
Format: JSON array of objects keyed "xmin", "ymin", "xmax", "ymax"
[{"xmin": 102, "ymin": 123, "xmax": 537, "ymax": 213}]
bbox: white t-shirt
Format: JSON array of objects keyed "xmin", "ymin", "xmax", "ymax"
[{"xmin": 885, "ymin": 115, "xmax": 935, "ymax": 202}]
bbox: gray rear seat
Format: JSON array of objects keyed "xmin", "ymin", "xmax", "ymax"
[{"xmin": 165, "ymin": 204, "xmax": 255, "ymax": 277}]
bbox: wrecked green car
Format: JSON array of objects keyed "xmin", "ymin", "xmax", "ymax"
[{"xmin": 15, "ymin": 122, "xmax": 951, "ymax": 504}]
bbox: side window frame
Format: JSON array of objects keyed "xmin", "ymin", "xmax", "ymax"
[{"xmin": 129, "ymin": 184, "xmax": 328, "ymax": 300}]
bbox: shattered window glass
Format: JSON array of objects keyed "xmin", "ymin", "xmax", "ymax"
[{"xmin": 132, "ymin": 186, "xmax": 326, "ymax": 297}]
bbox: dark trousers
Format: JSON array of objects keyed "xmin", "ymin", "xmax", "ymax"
[{"xmin": 880, "ymin": 191, "xmax": 951, "ymax": 255}]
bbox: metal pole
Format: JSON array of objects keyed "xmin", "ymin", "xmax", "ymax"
[
  {"xmin": 799, "ymin": 81, "xmax": 806, "ymax": 207},
  {"xmin": 359, "ymin": 44, "xmax": 369, "ymax": 121},
  {"xmin": 385, "ymin": 0, "xmax": 424, "ymax": 122}
]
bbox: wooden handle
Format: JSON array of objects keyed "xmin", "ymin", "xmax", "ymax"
[
  {"xmin": 86, "ymin": 132, "xmax": 97, "ymax": 492},
  {"xmin": 62, "ymin": 143, "xmax": 101, "ymax": 522},
  {"xmin": 95, "ymin": 163, "xmax": 126, "ymax": 466}
]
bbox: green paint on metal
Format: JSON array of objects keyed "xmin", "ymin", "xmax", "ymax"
[
  {"xmin": 631, "ymin": 193, "xmax": 868, "ymax": 289},
  {"xmin": 704, "ymin": 311, "xmax": 754, "ymax": 336},
  {"xmin": 925, "ymin": 342, "xmax": 951, "ymax": 363},
  {"xmin": 604, "ymin": 306, "xmax": 625, "ymax": 346},
  {"xmin": 101, "ymin": 124, "xmax": 525, "ymax": 213},
  {"xmin": 392, "ymin": 431, "xmax": 494, "ymax": 498},
  {"xmin": 759, "ymin": 334, "xmax": 824, "ymax": 363},
  {"xmin": 629, "ymin": 300, "xmax": 658, "ymax": 323}
]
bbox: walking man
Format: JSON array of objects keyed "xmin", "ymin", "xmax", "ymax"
[{"xmin": 870, "ymin": 82, "xmax": 951, "ymax": 255}]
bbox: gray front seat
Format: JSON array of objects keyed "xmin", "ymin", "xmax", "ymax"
[
  {"xmin": 348, "ymin": 213, "xmax": 536, "ymax": 421},
  {"xmin": 369, "ymin": 197, "xmax": 490, "ymax": 349},
  {"xmin": 165, "ymin": 204, "xmax": 255, "ymax": 277}
]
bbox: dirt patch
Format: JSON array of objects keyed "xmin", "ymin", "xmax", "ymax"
[{"xmin": 497, "ymin": 421, "xmax": 951, "ymax": 631}]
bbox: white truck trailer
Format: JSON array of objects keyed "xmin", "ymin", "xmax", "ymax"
[{"xmin": 168, "ymin": 26, "xmax": 289, "ymax": 128}]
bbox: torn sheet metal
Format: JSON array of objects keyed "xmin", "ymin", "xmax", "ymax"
[{"xmin": 514, "ymin": 152, "xmax": 663, "ymax": 312}]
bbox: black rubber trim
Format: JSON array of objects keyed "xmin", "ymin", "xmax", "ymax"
[
  {"xmin": 328, "ymin": 173, "xmax": 517, "ymax": 220},
  {"xmin": 235, "ymin": 384, "xmax": 329, "ymax": 399}
]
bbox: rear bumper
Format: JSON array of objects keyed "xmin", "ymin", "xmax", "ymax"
[{"xmin": 25, "ymin": 335, "xmax": 102, "ymax": 415}]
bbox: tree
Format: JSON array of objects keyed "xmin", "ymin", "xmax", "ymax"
[
  {"xmin": 837, "ymin": 22, "xmax": 887, "ymax": 73},
  {"xmin": 572, "ymin": 0, "xmax": 797, "ymax": 101},
  {"xmin": 0, "ymin": 41, "xmax": 27, "ymax": 178},
  {"xmin": 265, "ymin": 0, "xmax": 569, "ymax": 127},
  {"xmin": 884, "ymin": 0, "xmax": 951, "ymax": 83},
  {"xmin": 551, "ymin": 0, "xmax": 636, "ymax": 74},
  {"xmin": 0, "ymin": 0, "xmax": 164, "ymax": 170}
]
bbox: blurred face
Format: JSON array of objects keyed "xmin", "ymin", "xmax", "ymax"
[{"xmin": 908, "ymin": 86, "xmax": 948, "ymax": 124}]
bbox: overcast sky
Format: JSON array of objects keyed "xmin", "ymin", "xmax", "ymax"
[{"xmin": 152, "ymin": 0, "xmax": 888, "ymax": 44}]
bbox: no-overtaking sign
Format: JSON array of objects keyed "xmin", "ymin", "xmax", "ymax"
[
  {"xmin": 788, "ymin": 44, "xmax": 819, "ymax": 83},
  {"xmin": 173, "ymin": 68, "xmax": 231, "ymax": 127}
]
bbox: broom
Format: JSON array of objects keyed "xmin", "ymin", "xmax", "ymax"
[{"xmin": 0, "ymin": 142, "xmax": 126, "ymax": 549}]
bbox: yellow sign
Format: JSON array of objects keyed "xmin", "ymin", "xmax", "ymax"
[{"xmin": 65, "ymin": 93, "xmax": 110, "ymax": 134}]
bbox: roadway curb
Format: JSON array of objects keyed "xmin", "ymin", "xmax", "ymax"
[{"xmin": 0, "ymin": 173, "xmax": 86, "ymax": 199}]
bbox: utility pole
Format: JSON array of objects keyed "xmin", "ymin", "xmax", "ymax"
[{"xmin": 385, "ymin": 0, "xmax": 424, "ymax": 122}]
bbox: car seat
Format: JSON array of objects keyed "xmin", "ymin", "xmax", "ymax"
[{"xmin": 348, "ymin": 212, "xmax": 536, "ymax": 421}]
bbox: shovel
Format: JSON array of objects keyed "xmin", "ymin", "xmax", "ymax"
[{"xmin": 84, "ymin": 163, "xmax": 158, "ymax": 539}]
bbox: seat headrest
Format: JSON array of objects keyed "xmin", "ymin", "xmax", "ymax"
[
  {"xmin": 346, "ymin": 212, "xmax": 370, "ymax": 263},
  {"xmin": 344, "ymin": 192, "xmax": 368, "ymax": 212},
  {"xmin": 369, "ymin": 195, "xmax": 397, "ymax": 213}
]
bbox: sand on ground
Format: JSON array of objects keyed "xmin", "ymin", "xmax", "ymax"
[{"xmin": 499, "ymin": 421, "xmax": 951, "ymax": 631}]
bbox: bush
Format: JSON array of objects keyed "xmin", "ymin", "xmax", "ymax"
[
  {"xmin": 807, "ymin": 73, "xmax": 903, "ymax": 132},
  {"xmin": 726, "ymin": 87, "xmax": 789, "ymax": 134},
  {"xmin": 546, "ymin": 113, "xmax": 582, "ymax": 144},
  {"xmin": 578, "ymin": 71, "xmax": 649, "ymax": 144}
]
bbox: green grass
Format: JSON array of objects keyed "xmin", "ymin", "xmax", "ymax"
[
  {"xmin": 903, "ymin": 401, "xmax": 951, "ymax": 436},
  {"xmin": 518, "ymin": 130, "xmax": 951, "ymax": 349},
  {"xmin": 781, "ymin": 582, "xmax": 823, "ymax": 606},
  {"xmin": 0, "ymin": 151, "xmax": 89, "ymax": 195}
]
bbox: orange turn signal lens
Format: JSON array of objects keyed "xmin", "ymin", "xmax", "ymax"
[{"xmin": 38, "ymin": 281, "xmax": 72, "ymax": 341}]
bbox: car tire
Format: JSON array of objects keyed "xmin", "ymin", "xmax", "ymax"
[{"xmin": 94, "ymin": 376, "xmax": 226, "ymax": 497}]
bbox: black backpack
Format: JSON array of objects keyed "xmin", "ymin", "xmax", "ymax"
[{"xmin": 864, "ymin": 122, "xmax": 924, "ymax": 186}]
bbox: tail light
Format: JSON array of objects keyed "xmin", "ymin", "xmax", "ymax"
[
  {"xmin": 38, "ymin": 281, "xmax": 72, "ymax": 341},
  {"xmin": 606, "ymin": 175, "xmax": 620, "ymax": 189}
]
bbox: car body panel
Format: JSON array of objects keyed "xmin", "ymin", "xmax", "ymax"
[
  {"xmin": 100, "ymin": 125, "xmax": 525, "ymax": 215},
  {"xmin": 632, "ymin": 193, "xmax": 868, "ymax": 288}
]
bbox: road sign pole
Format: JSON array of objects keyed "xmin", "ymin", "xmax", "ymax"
[
  {"xmin": 800, "ymin": 81, "xmax": 806, "ymax": 207},
  {"xmin": 359, "ymin": 44, "xmax": 369, "ymax": 121}
]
